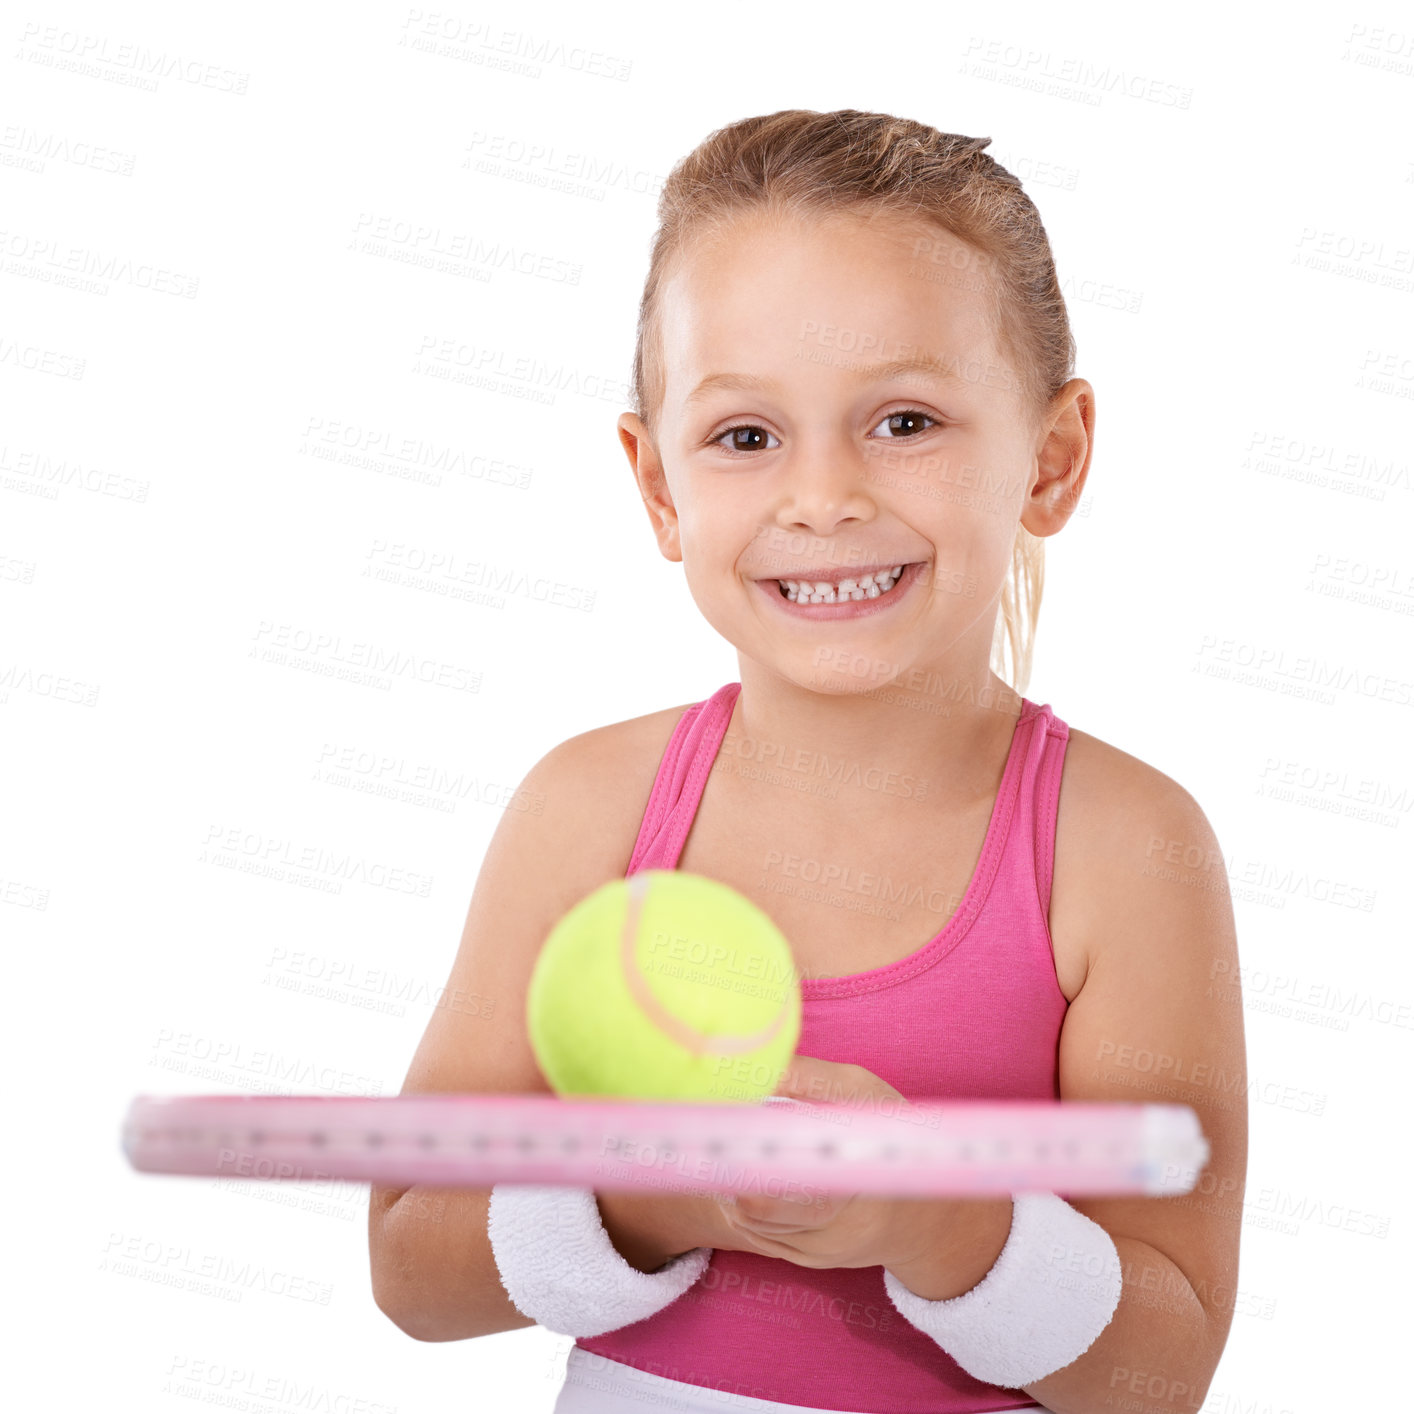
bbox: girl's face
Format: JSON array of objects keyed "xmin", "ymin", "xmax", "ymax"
[{"xmin": 624, "ymin": 209, "xmax": 1085, "ymax": 695}]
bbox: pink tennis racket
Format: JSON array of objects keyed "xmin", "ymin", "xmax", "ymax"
[{"xmin": 122, "ymin": 1093, "xmax": 1208, "ymax": 1197}]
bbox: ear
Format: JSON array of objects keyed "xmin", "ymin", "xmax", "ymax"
[
  {"xmin": 618, "ymin": 413, "xmax": 682, "ymax": 563},
  {"xmin": 1020, "ymin": 378, "xmax": 1094, "ymax": 537}
]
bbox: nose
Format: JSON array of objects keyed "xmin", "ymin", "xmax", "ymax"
[{"xmin": 773, "ymin": 442, "xmax": 878, "ymax": 539}]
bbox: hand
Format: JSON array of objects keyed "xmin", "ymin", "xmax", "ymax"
[
  {"xmin": 595, "ymin": 1185, "xmax": 725, "ymax": 1273},
  {"xmin": 708, "ymin": 1055, "xmax": 960, "ymax": 1273}
]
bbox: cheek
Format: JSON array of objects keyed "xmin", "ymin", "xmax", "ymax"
[
  {"xmin": 679, "ymin": 495, "xmax": 764, "ymax": 575},
  {"xmin": 928, "ymin": 512, "xmax": 1015, "ymax": 603},
  {"xmin": 675, "ymin": 475, "xmax": 735, "ymax": 539}
]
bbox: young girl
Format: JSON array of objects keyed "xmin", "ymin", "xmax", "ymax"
[{"xmin": 368, "ymin": 109, "xmax": 1248, "ymax": 1414}]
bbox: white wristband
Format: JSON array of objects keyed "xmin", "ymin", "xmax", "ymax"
[
  {"xmin": 487, "ymin": 1183, "xmax": 712, "ymax": 1339},
  {"xmin": 882, "ymin": 1191, "xmax": 1122, "ymax": 1388}
]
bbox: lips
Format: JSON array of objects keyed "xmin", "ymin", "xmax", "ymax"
[
  {"xmin": 754, "ymin": 559, "xmax": 927, "ymax": 619},
  {"xmin": 756, "ymin": 563, "xmax": 908, "ymax": 588}
]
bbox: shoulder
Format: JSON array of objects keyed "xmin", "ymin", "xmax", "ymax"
[
  {"xmin": 525, "ymin": 698, "xmax": 699, "ymax": 873},
  {"xmin": 1059, "ymin": 724, "xmax": 1215, "ymax": 833},
  {"xmin": 549, "ymin": 698, "xmax": 697, "ymax": 785},
  {"xmin": 1052, "ymin": 724, "xmax": 1229, "ymax": 981}
]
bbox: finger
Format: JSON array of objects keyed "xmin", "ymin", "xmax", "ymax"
[
  {"xmin": 773, "ymin": 1055, "xmax": 907, "ymax": 1109},
  {"xmin": 772, "ymin": 1053, "xmax": 829, "ymax": 1099},
  {"xmin": 736, "ymin": 1198, "xmax": 839, "ymax": 1232},
  {"xmin": 729, "ymin": 1204, "xmax": 808, "ymax": 1227},
  {"xmin": 727, "ymin": 1212, "xmax": 813, "ymax": 1244},
  {"xmin": 743, "ymin": 1182, "xmax": 834, "ymax": 1210},
  {"xmin": 722, "ymin": 1207, "xmax": 805, "ymax": 1241},
  {"xmin": 733, "ymin": 1195, "xmax": 799, "ymax": 1224},
  {"xmin": 732, "ymin": 1229, "xmax": 832, "ymax": 1268}
]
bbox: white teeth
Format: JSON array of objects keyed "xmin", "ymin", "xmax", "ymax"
[{"xmin": 779, "ymin": 565, "xmax": 907, "ymax": 604}]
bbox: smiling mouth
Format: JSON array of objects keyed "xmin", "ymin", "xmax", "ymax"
[{"xmin": 770, "ymin": 564, "xmax": 915, "ymax": 605}]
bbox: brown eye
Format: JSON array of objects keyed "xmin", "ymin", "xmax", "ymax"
[
  {"xmin": 712, "ymin": 424, "xmax": 780, "ymax": 454},
  {"xmin": 871, "ymin": 410, "xmax": 938, "ymax": 439}
]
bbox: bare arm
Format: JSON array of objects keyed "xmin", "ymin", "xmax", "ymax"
[
  {"xmin": 371, "ymin": 1183, "xmax": 528, "ymax": 1341},
  {"xmin": 1017, "ymin": 770, "xmax": 1248, "ymax": 1410},
  {"xmin": 372, "ymin": 1180, "xmax": 725, "ymax": 1340},
  {"xmin": 366, "ymin": 734, "xmax": 590, "ymax": 1340},
  {"xmin": 368, "ymin": 712, "xmax": 721, "ymax": 1341}
]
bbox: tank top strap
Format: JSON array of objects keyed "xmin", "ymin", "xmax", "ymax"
[
  {"xmin": 996, "ymin": 699, "xmax": 1070, "ymax": 925},
  {"xmin": 627, "ymin": 682, "xmax": 741, "ymax": 875}
]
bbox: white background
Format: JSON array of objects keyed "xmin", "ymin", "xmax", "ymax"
[{"xmin": 5, "ymin": 1, "xmax": 1412, "ymax": 1410}]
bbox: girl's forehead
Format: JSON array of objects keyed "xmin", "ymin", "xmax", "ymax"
[
  {"xmin": 678, "ymin": 208, "xmax": 977, "ymax": 281},
  {"xmin": 664, "ymin": 213, "xmax": 993, "ymax": 335},
  {"xmin": 661, "ymin": 237, "xmax": 1000, "ymax": 381}
]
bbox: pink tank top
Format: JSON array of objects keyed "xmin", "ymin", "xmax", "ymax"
[{"xmin": 577, "ymin": 681, "xmax": 1071, "ymax": 1414}]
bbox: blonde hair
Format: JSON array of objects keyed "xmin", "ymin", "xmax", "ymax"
[{"xmin": 629, "ymin": 109, "xmax": 1077, "ymax": 697}]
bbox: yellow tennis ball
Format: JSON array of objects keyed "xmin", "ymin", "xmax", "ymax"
[{"xmin": 527, "ymin": 869, "xmax": 801, "ymax": 1103}]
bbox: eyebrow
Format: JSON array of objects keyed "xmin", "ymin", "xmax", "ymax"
[{"xmin": 684, "ymin": 354, "xmax": 970, "ymax": 406}]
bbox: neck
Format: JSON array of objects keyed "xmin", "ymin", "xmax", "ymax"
[{"xmin": 729, "ymin": 655, "xmax": 1025, "ymax": 825}]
